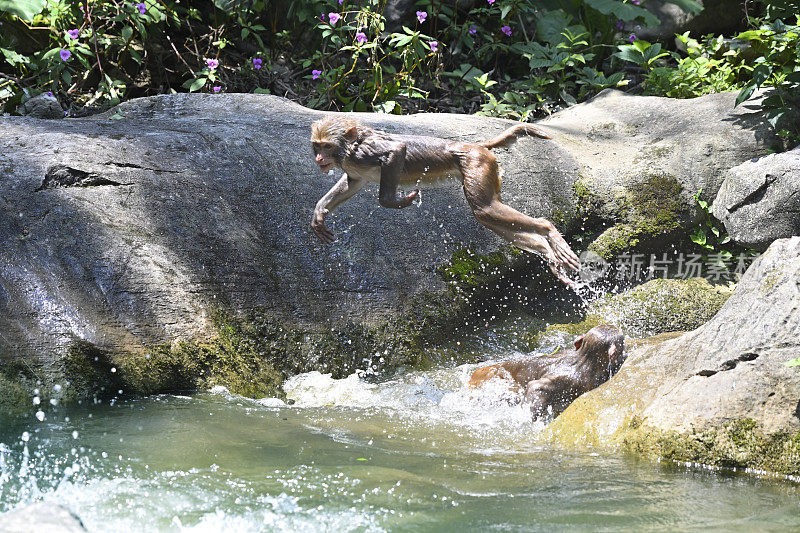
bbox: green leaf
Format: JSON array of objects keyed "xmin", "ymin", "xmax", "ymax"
[
  {"xmin": 784, "ymin": 358, "xmax": 800, "ymax": 367},
  {"xmin": 0, "ymin": 47, "xmax": 29, "ymax": 66},
  {"xmin": 122, "ymin": 26, "xmax": 133, "ymax": 42},
  {"xmin": 614, "ymin": 45, "xmax": 645, "ymax": 65},
  {"xmin": 664, "ymin": 0, "xmax": 703, "ymax": 15},
  {"xmin": 253, "ymin": 88, "xmax": 270, "ymax": 94},
  {"xmin": 691, "ymin": 228, "xmax": 707, "ymax": 245},
  {"xmin": 765, "ymin": 108, "xmax": 786, "ymax": 129},
  {"xmin": 785, "ymin": 71, "xmax": 800, "ymax": 84},
  {"xmin": 374, "ymin": 100, "xmax": 397, "ymax": 114},
  {"xmin": 0, "ymin": 0, "xmax": 45, "ymax": 20},
  {"xmin": 500, "ymin": 4, "xmax": 512, "ymax": 19},
  {"xmin": 183, "ymin": 77, "xmax": 207, "ymax": 92},
  {"xmin": 752, "ymin": 63, "xmax": 772, "ymax": 87},
  {"xmin": 735, "ymin": 83, "xmax": 756, "ymax": 107},
  {"xmin": 584, "ymin": 0, "xmax": 660, "ymax": 26},
  {"xmin": 536, "ymin": 10, "xmax": 572, "ymax": 45},
  {"xmin": 607, "ymin": 72, "xmax": 625, "ymax": 85},
  {"xmin": 735, "ymin": 30, "xmax": 765, "ymax": 41}
]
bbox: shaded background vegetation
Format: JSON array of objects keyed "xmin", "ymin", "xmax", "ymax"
[{"xmin": 0, "ymin": 0, "xmax": 797, "ymax": 140}]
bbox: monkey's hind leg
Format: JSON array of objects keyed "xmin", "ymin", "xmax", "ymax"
[{"xmin": 459, "ymin": 149, "xmax": 579, "ymax": 284}]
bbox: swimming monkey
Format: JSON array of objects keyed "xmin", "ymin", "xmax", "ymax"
[{"xmin": 469, "ymin": 324, "xmax": 625, "ymax": 419}]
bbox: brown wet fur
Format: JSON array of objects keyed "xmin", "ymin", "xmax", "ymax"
[
  {"xmin": 468, "ymin": 324, "xmax": 626, "ymax": 419},
  {"xmin": 310, "ymin": 115, "xmax": 579, "ymax": 283}
]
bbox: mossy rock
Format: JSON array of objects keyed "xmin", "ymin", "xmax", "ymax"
[
  {"xmin": 622, "ymin": 418, "xmax": 800, "ymax": 476},
  {"xmin": 0, "ymin": 368, "xmax": 35, "ymax": 418},
  {"xmin": 591, "ymin": 277, "xmax": 733, "ymax": 337},
  {"xmin": 538, "ymin": 277, "xmax": 732, "ymax": 346},
  {"xmin": 587, "ymin": 173, "xmax": 688, "ymax": 260},
  {"xmin": 60, "ymin": 340, "xmax": 126, "ymax": 402}
]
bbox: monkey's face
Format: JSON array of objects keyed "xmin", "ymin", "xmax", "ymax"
[{"xmin": 311, "ymin": 140, "xmax": 339, "ymax": 173}]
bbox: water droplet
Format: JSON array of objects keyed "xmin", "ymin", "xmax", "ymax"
[{"xmin": 35, "ymin": 410, "xmax": 45, "ymax": 421}]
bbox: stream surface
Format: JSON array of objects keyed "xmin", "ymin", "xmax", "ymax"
[{"xmin": 2, "ymin": 363, "xmax": 799, "ymax": 532}]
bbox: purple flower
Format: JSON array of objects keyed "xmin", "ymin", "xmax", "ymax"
[
  {"xmin": 135, "ymin": 2, "xmax": 145, "ymax": 15},
  {"xmin": 319, "ymin": 13, "xmax": 325, "ymax": 21},
  {"xmin": 253, "ymin": 58, "xmax": 262, "ymax": 69},
  {"xmin": 206, "ymin": 58, "xmax": 219, "ymax": 70},
  {"xmin": 615, "ymin": 20, "xmax": 624, "ymax": 30},
  {"xmin": 355, "ymin": 31, "xmax": 367, "ymax": 44},
  {"xmin": 487, "ymin": 0, "xmax": 495, "ymax": 4},
  {"xmin": 328, "ymin": 12, "xmax": 340, "ymax": 24},
  {"xmin": 67, "ymin": 29, "xmax": 79, "ymax": 39},
  {"xmin": 629, "ymin": 33, "xmax": 637, "ymax": 42},
  {"xmin": 469, "ymin": 25, "xmax": 477, "ymax": 35},
  {"xmin": 46, "ymin": 91, "xmax": 53, "ymax": 97},
  {"xmin": 501, "ymin": 25, "xmax": 512, "ymax": 37},
  {"xmin": 213, "ymin": 86, "xmax": 221, "ymax": 93},
  {"xmin": 632, "ymin": 0, "xmax": 640, "ymax": 4},
  {"xmin": 312, "ymin": 69, "xmax": 322, "ymax": 80},
  {"xmin": 60, "ymin": 49, "xmax": 71, "ymax": 61},
  {"xmin": 416, "ymin": 11, "xmax": 427, "ymax": 23},
  {"xmin": 339, "ymin": 0, "xmax": 343, "ymax": 3},
  {"xmin": 429, "ymin": 40, "xmax": 438, "ymax": 52}
]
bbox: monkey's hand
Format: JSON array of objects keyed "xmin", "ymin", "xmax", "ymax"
[
  {"xmin": 311, "ymin": 208, "xmax": 335, "ymax": 244},
  {"xmin": 547, "ymin": 229, "xmax": 580, "ymax": 272}
]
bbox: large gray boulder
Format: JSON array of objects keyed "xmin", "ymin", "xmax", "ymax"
[
  {"xmin": 0, "ymin": 90, "xmax": 779, "ymax": 396},
  {"xmin": 0, "ymin": 502, "xmax": 87, "ymax": 533},
  {"xmin": 538, "ymin": 89, "xmax": 779, "ymax": 258},
  {"xmin": 0, "ymin": 93, "xmax": 575, "ymax": 370},
  {"xmin": 712, "ymin": 146, "xmax": 800, "ymax": 249},
  {"xmin": 548, "ymin": 237, "xmax": 800, "ymax": 475}
]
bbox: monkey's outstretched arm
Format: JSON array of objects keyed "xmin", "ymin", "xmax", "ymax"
[
  {"xmin": 312, "ymin": 172, "xmax": 365, "ymax": 243},
  {"xmin": 377, "ymin": 142, "xmax": 418, "ymax": 209}
]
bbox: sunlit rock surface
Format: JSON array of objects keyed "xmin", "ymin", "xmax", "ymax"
[
  {"xmin": 713, "ymin": 145, "xmax": 800, "ymax": 250},
  {"xmin": 549, "ymin": 237, "xmax": 800, "ymax": 473},
  {"xmin": 0, "ymin": 502, "xmax": 87, "ymax": 532},
  {"xmin": 0, "ymin": 91, "xmax": 780, "ymax": 393}
]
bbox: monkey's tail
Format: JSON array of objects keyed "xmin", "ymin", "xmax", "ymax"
[{"xmin": 477, "ymin": 124, "xmax": 551, "ymax": 150}]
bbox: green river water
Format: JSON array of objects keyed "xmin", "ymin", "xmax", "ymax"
[{"xmin": 2, "ymin": 364, "xmax": 799, "ymax": 532}]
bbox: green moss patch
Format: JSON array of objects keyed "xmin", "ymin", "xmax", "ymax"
[
  {"xmin": 623, "ymin": 418, "xmax": 800, "ymax": 477},
  {"xmin": 592, "ymin": 277, "xmax": 733, "ymax": 336},
  {"xmin": 0, "ymin": 365, "xmax": 35, "ymax": 418},
  {"xmin": 588, "ymin": 173, "xmax": 688, "ymax": 260}
]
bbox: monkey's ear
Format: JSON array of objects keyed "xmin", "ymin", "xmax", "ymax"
[
  {"xmin": 344, "ymin": 126, "xmax": 358, "ymax": 142},
  {"xmin": 608, "ymin": 345, "xmax": 617, "ymax": 358},
  {"xmin": 574, "ymin": 336, "xmax": 584, "ymax": 350}
]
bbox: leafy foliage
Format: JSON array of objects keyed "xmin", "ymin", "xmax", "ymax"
[{"xmin": 0, "ymin": 0, "xmax": 695, "ymax": 116}]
